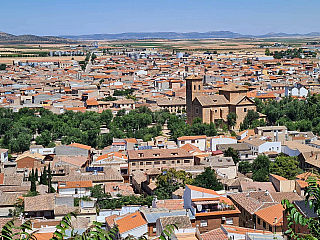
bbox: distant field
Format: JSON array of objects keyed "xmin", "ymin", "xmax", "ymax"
[
  {"xmin": 0, "ymin": 43, "xmax": 86, "ymax": 63},
  {"xmin": 0, "ymin": 56, "xmax": 85, "ymax": 64},
  {"xmin": 101, "ymin": 37, "xmax": 314, "ymax": 53}
]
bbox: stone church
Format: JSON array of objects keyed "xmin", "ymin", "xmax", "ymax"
[{"xmin": 186, "ymin": 75, "xmax": 257, "ymax": 129}]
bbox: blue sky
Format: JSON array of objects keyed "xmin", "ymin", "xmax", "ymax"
[{"xmin": 1, "ymin": 0, "xmax": 319, "ymax": 36}]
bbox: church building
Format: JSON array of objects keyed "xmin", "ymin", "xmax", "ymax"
[{"xmin": 186, "ymin": 75, "xmax": 257, "ymax": 130}]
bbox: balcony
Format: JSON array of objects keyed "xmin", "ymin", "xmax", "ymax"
[{"xmin": 192, "ymin": 200, "xmax": 236, "ymax": 214}]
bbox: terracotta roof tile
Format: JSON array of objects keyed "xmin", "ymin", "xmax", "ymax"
[
  {"xmin": 116, "ymin": 211, "xmax": 147, "ymax": 234},
  {"xmin": 255, "ymin": 203, "xmax": 284, "ymax": 226}
]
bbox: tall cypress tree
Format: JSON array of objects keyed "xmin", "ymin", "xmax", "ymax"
[
  {"xmin": 35, "ymin": 168, "xmax": 38, "ymax": 182},
  {"xmin": 42, "ymin": 166, "xmax": 48, "ymax": 185},
  {"xmin": 39, "ymin": 170, "xmax": 43, "ymax": 185},
  {"xmin": 48, "ymin": 164, "xmax": 53, "ymax": 193},
  {"xmin": 30, "ymin": 169, "xmax": 36, "ymax": 193}
]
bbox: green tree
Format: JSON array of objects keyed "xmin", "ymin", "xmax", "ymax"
[
  {"xmin": 40, "ymin": 166, "xmax": 48, "ymax": 185},
  {"xmin": 252, "ymin": 155, "xmax": 270, "ymax": 182},
  {"xmin": 240, "ymin": 110, "xmax": 261, "ymax": 130},
  {"xmin": 265, "ymin": 48, "xmax": 271, "ymax": 56},
  {"xmin": 0, "ymin": 64, "xmax": 6, "ymax": 70},
  {"xmin": 35, "ymin": 168, "xmax": 38, "ymax": 182},
  {"xmin": 35, "ymin": 130, "xmax": 52, "ymax": 147},
  {"xmin": 224, "ymin": 147, "xmax": 239, "ymax": 164},
  {"xmin": 192, "ymin": 167, "xmax": 223, "ymax": 191},
  {"xmin": 270, "ymin": 155, "xmax": 303, "ymax": 180},
  {"xmin": 30, "ymin": 169, "xmax": 37, "ymax": 193},
  {"xmin": 90, "ymin": 184, "xmax": 108, "ymax": 202},
  {"xmin": 155, "ymin": 169, "xmax": 193, "ymax": 200},
  {"xmin": 47, "ymin": 163, "xmax": 54, "ymax": 193},
  {"xmin": 238, "ymin": 161, "xmax": 252, "ymax": 174}
]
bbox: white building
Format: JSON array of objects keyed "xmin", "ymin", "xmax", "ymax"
[
  {"xmin": 0, "ymin": 148, "xmax": 9, "ymax": 162},
  {"xmin": 58, "ymin": 180, "xmax": 92, "ymax": 197},
  {"xmin": 244, "ymin": 138, "xmax": 281, "ymax": 155},
  {"xmin": 177, "ymin": 135, "xmax": 207, "ymax": 151},
  {"xmin": 115, "ymin": 211, "xmax": 148, "ymax": 238},
  {"xmin": 210, "ymin": 136, "xmax": 237, "ymax": 151},
  {"xmin": 285, "ymin": 86, "xmax": 308, "ymax": 97}
]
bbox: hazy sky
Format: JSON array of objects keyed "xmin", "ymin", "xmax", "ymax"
[{"xmin": 1, "ymin": 0, "xmax": 319, "ymax": 36}]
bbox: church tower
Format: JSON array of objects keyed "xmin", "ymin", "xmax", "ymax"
[{"xmin": 186, "ymin": 75, "xmax": 203, "ymax": 124}]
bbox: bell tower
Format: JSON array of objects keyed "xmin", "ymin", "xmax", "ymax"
[{"xmin": 186, "ymin": 75, "xmax": 203, "ymax": 124}]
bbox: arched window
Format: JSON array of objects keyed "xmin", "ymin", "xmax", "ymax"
[
  {"xmin": 194, "ymin": 85, "xmax": 196, "ymax": 90},
  {"xmin": 198, "ymin": 85, "xmax": 201, "ymax": 90}
]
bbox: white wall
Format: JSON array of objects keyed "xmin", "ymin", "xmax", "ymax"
[
  {"xmin": 177, "ymin": 138, "xmax": 207, "ymax": 151},
  {"xmin": 216, "ymin": 166, "xmax": 237, "ymax": 179},
  {"xmin": 281, "ymin": 145, "xmax": 300, "ymax": 157},
  {"xmin": 121, "ymin": 224, "xmax": 148, "ymax": 239},
  {"xmin": 210, "ymin": 137, "xmax": 237, "ymax": 151},
  {"xmin": 300, "ymin": 87, "xmax": 308, "ymax": 97},
  {"xmin": 259, "ymin": 142, "xmax": 281, "ymax": 153},
  {"xmin": 58, "ymin": 188, "xmax": 91, "ymax": 197},
  {"xmin": 0, "ymin": 151, "xmax": 8, "ymax": 162}
]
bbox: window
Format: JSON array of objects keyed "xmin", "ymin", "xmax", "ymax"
[
  {"xmin": 191, "ymin": 140, "xmax": 196, "ymax": 143},
  {"xmin": 263, "ymin": 221, "xmax": 266, "ymax": 229},
  {"xmin": 132, "ymin": 163, "xmax": 136, "ymax": 166},
  {"xmin": 257, "ymin": 217, "xmax": 260, "ymax": 225},
  {"xmin": 226, "ymin": 218, "xmax": 233, "ymax": 225},
  {"xmin": 177, "ymin": 160, "xmax": 180, "ymax": 164},
  {"xmin": 140, "ymin": 162, "xmax": 144, "ymax": 165},
  {"xmin": 184, "ymin": 160, "xmax": 190, "ymax": 163},
  {"xmin": 152, "ymin": 176, "xmax": 155, "ymax": 181},
  {"xmin": 269, "ymin": 225, "xmax": 272, "ymax": 232},
  {"xmin": 277, "ymin": 147, "xmax": 279, "ymax": 150},
  {"xmin": 146, "ymin": 162, "xmax": 152, "ymax": 165},
  {"xmin": 198, "ymin": 85, "xmax": 201, "ymax": 90},
  {"xmin": 75, "ymin": 189, "xmax": 78, "ymax": 194},
  {"xmin": 194, "ymin": 85, "xmax": 196, "ymax": 90},
  {"xmin": 244, "ymin": 108, "xmax": 247, "ymax": 112},
  {"xmin": 195, "ymin": 108, "xmax": 199, "ymax": 114},
  {"xmin": 162, "ymin": 161, "xmax": 166, "ymax": 164},
  {"xmin": 139, "ymin": 153, "xmax": 144, "ymax": 157},
  {"xmin": 155, "ymin": 161, "xmax": 160, "ymax": 165},
  {"xmin": 153, "ymin": 227, "xmax": 157, "ymax": 233},
  {"xmin": 171, "ymin": 161, "xmax": 175, "ymax": 164},
  {"xmin": 181, "ymin": 141, "xmax": 185, "ymax": 144},
  {"xmin": 215, "ymin": 109, "xmax": 217, "ymax": 113},
  {"xmin": 200, "ymin": 220, "xmax": 208, "ymax": 227}
]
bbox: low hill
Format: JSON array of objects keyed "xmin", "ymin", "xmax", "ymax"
[
  {"xmin": 0, "ymin": 31, "xmax": 73, "ymax": 44},
  {"xmin": 60, "ymin": 31, "xmax": 320, "ymax": 40}
]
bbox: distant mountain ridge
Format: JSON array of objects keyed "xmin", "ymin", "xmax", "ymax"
[
  {"xmin": 0, "ymin": 31, "xmax": 73, "ymax": 43},
  {"xmin": 60, "ymin": 31, "xmax": 320, "ymax": 40}
]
